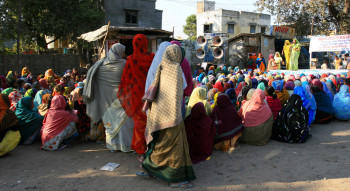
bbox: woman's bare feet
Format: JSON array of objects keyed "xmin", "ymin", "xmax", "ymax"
[{"xmin": 137, "ymin": 155, "xmax": 145, "ymax": 163}]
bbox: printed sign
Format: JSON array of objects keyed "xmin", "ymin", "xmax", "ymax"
[
  {"xmin": 270, "ymin": 69, "xmax": 348, "ymax": 75},
  {"xmin": 271, "ymin": 26, "xmax": 295, "ymax": 39},
  {"xmin": 309, "ymin": 34, "xmax": 350, "ymax": 53},
  {"xmin": 201, "ymin": 62, "xmax": 208, "ymax": 69},
  {"xmin": 204, "ymin": 33, "xmax": 228, "ymax": 38}
]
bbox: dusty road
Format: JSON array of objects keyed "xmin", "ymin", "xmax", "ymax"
[{"xmin": 1, "ymin": 121, "xmax": 350, "ymax": 191}]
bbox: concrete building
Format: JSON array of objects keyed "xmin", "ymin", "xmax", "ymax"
[
  {"xmin": 104, "ymin": 0, "xmax": 163, "ymax": 29},
  {"xmin": 196, "ymin": 0, "xmax": 271, "ymax": 38}
]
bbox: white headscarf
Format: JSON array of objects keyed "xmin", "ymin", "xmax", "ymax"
[
  {"xmin": 106, "ymin": 43, "xmax": 125, "ymax": 63},
  {"xmin": 145, "ymin": 42, "xmax": 172, "ymax": 92},
  {"xmin": 274, "ymin": 52, "xmax": 283, "ymax": 64}
]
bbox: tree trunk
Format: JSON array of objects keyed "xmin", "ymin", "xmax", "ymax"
[
  {"xmin": 328, "ymin": 0, "xmax": 350, "ymax": 34},
  {"xmin": 36, "ymin": 35, "xmax": 48, "ymax": 51},
  {"xmin": 340, "ymin": 0, "xmax": 350, "ymax": 34},
  {"xmin": 77, "ymin": 41, "xmax": 88, "ymax": 67}
]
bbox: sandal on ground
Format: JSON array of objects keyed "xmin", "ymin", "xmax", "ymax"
[
  {"xmin": 136, "ymin": 171, "xmax": 151, "ymax": 177},
  {"xmin": 57, "ymin": 144, "xmax": 69, "ymax": 151},
  {"xmin": 170, "ymin": 181, "xmax": 194, "ymax": 188},
  {"xmin": 136, "ymin": 171, "xmax": 156, "ymax": 179}
]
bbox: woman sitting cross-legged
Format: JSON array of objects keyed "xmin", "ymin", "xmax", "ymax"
[
  {"xmin": 41, "ymin": 95, "xmax": 78, "ymax": 151},
  {"xmin": 210, "ymin": 94, "xmax": 244, "ymax": 152},
  {"xmin": 239, "ymin": 89, "xmax": 273, "ymax": 146},
  {"xmin": 311, "ymin": 79, "xmax": 334, "ymax": 123},
  {"xmin": 265, "ymin": 86, "xmax": 282, "ymax": 122},
  {"xmin": 186, "ymin": 87, "xmax": 211, "ymax": 118},
  {"xmin": 0, "ymin": 93, "xmax": 20, "ymax": 156},
  {"xmin": 332, "ymin": 85, "xmax": 350, "ymax": 121},
  {"xmin": 185, "ymin": 102, "xmax": 215, "ymax": 164},
  {"xmin": 16, "ymin": 97, "xmax": 44, "ymax": 144}
]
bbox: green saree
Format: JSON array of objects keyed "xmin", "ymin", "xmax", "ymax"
[
  {"xmin": 142, "ymin": 122, "xmax": 196, "ymax": 183},
  {"xmin": 290, "ymin": 39, "xmax": 301, "ymax": 71}
]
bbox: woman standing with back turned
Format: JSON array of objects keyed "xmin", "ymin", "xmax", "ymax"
[
  {"xmin": 118, "ymin": 34, "xmax": 155, "ymax": 162},
  {"xmin": 139, "ymin": 45, "xmax": 196, "ymax": 188}
]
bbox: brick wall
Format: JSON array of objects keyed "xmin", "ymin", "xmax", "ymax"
[{"xmin": 0, "ymin": 54, "xmax": 79, "ymax": 76}]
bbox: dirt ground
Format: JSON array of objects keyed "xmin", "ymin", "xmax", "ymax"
[{"xmin": 1, "ymin": 121, "xmax": 350, "ymax": 191}]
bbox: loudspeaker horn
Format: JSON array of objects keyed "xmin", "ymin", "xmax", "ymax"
[
  {"xmin": 213, "ymin": 47, "xmax": 223, "ymax": 59},
  {"xmin": 196, "ymin": 36, "xmax": 207, "ymax": 46},
  {"xmin": 212, "ymin": 36, "xmax": 223, "ymax": 46},
  {"xmin": 196, "ymin": 48, "xmax": 205, "ymax": 59}
]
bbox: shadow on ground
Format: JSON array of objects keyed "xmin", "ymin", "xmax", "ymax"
[{"xmin": 0, "ymin": 121, "xmax": 349, "ymax": 191}]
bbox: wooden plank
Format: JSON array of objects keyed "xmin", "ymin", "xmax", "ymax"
[{"xmin": 99, "ymin": 21, "xmax": 111, "ymax": 58}]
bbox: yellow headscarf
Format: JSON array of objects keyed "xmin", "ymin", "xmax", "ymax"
[
  {"xmin": 6, "ymin": 71, "xmax": 15, "ymax": 83},
  {"xmin": 21, "ymin": 67, "xmax": 31, "ymax": 77},
  {"xmin": 245, "ymin": 78, "xmax": 252, "ymax": 88},
  {"xmin": 283, "ymin": 40, "xmax": 292, "ymax": 55},
  {"xmin": 45, "ymin": 69, "xmax": 54, "ymax": 79},
  {"xmin": 186, "ymin": 87, "xmax": 211, "ymax": 118},
  {"xmin": 210, "ymin": 92, "xmax": 221, "ymax": 109}
]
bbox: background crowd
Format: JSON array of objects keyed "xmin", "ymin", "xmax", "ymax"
[{"xmin": 1, "ymin": 34, "xmax": 350, "ymax": 188}]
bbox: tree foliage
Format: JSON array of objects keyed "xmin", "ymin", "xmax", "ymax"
[
  {"xmin": 255, "ymin": 0, "xmax": 350, "ymax": 36},
  {"xmin": 0, "ymin": 0, "xmax": 104, "ymax": 51},
  {"xmin": 183, "ymin": 14, "xmax": 197, "ymax": 41}
]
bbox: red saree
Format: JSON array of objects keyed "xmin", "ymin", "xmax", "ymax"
[{"xmin": 117, "ymin": 34, "xmax": 155, "ymax": 154}]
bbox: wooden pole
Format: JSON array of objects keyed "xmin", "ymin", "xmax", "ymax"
[
  {"xmin": 99, "ymin": 21, "xmax": 111, "ymax": 58},
  {"xmin": 172, "ymin": 26, "xmax": 175, "ymax": 40}
]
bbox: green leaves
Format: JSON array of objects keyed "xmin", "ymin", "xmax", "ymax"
[
  {"xmin": 255, "ymin": 0, "xmax": 350, "ymax": 36},
  {"xmin": 0, "ymin": 0, "xmax": 104, "ymax": 50},
  {"xmin": 183, "ymin": 14, "xmax": 197, "ymax": 41}
]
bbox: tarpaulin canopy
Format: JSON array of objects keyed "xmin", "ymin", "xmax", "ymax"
[{"xmin": 78, "ymin": 25, "xmax": 173, "ymax": 42}]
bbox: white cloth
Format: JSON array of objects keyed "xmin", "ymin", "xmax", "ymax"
[
  {"xmin": 103, "ymin": 99, "xmax": 134, "ymax": 152},
  {"xmin": 42, "ymin": 122, "xmax": 77, "ymax": 151}
]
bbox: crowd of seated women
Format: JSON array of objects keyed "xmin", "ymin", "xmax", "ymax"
[
  {"xmin": 0, "ymin": 44, "xmax": 350, "ymax": 191},
  {"xmin": 1, "ymin": 63, "xmax": 349, "ymax": 163},
  {"xmin": 1, "ymin": 67, "xmax": 87, "ymax": 155},
  {"xmin": 185, "ymin": 66, "xmax": 350, "ymax": 163}
]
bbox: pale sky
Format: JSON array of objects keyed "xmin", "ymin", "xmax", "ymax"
[{"xmin": 156, "ymin": 0, "xmax": 275, "ymax": 39}]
